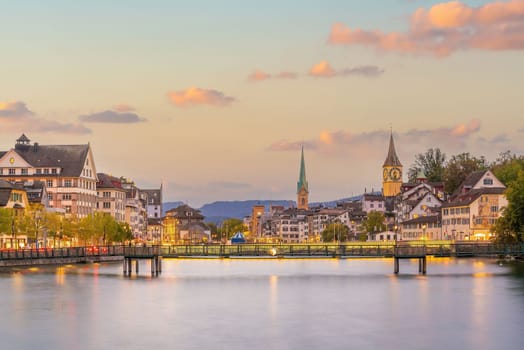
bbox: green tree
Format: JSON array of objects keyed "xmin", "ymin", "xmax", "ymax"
[
  {"xmin": 206, "ymin": 222, "xmax": 218, "ymax": 241},
  {"xmin": 443, "ymin": 153, "xmax": 487, "ymax": 194},
  {"xmin": 408, "ymin": 148, "xmax": 446, "ymax": 183},
  {"xmin": 0, "ymin": 208, "xmax": 13, "ymax": 234},
  {"xmin": 219, "ymin": 218, "xmax": 247, "ymax": 240},
  {"xmin": 494, "ymin": 169, "xmax": 524, "ymax": 243},
  {"xmin": 362, "ymin": 211, "xmax": 386, "ymax": 234},
  {"xmin": 491, "ymin": 151, "xmax": 524, "ymax": 186},
  {"xmin": 321, "ymin": 222, "xmax": 349, "ymax": 242}
]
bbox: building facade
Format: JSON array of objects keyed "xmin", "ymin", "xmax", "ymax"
[
  {"xmin": 0, "ymin": 135, "xmax": 98, "ymax": 218},
  {"xmin": 382, "ymin": 132, "xmax": 403, "ymax": 197}
]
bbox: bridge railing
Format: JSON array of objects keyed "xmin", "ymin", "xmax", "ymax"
[{"xmin": 1, "ymin": 242, "xmax": 523, "ymax": 260}]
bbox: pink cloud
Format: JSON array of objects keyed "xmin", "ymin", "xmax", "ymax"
[
  {"xmin": 248, "ymin": 70, "xmax": 271, "ymax": 82},
  {"xmin": 167, "ymin": 87, "xmax": 235, "ymax": 107},
  {"xmin": 309, "ymin": 61, "xmax": 337, "ymax": 77},
  {"xmin": 269, "ymin": 119, "xmax": 484, "ymax": 156},
  {"xmin": 0, "ymin": 101, "xmax": 34, "ymax": 118},
  {"xmin": 328, "ymin": 0, "xmax": 524, "ymax": 57}
]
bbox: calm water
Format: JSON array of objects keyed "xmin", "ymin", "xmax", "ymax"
[{"xmin": 1, "ymin": 258, "xmax": 523, "ymax": 350}]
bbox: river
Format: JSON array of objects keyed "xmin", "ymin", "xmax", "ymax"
[{"xmin": 1, "ymin": 257, "xmax": 523, "ymax": 350}]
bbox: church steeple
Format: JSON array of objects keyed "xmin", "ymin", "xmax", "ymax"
[
  {"xmin": 297, "ymin": 146, "xmax": 309, "ymax": 210},
  {"xmin": 383, "ymin": 132, "xmax": 402, "ymax": 167},
  {"xmin": 382, "ymin": 131, "xmax": 403, "ymax": 197}
]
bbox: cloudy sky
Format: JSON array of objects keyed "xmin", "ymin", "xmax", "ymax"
[{"xmin": 1, "ymin": 0, "xmax": 523, "ymax": 206}]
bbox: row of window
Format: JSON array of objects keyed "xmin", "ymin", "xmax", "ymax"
[
  {"xmin": 403, "ymin": 222, "xmax": 441, "ymax": 229},
  {"xmin": 443, "ymin": 207, "xmax": 470, "ymax": 216},
  {"xmin": 0, "ymin": 168, "xmax": 59, "ymax": 175},
  {"xmin": 442, "ymin": 218, "xmax": 470, "ymax": 225}
]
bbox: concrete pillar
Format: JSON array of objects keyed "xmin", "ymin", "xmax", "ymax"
[
  {"xmin": 422, "ymin": 257, "xmax": 427, "ymax": 274},
  {"xmin": 135, "ymin": 259, "xmax": 139, "ymax": 274},
  {"xmin": 394, "ymin": 258, "xmax": 399, "ymax": 274}
]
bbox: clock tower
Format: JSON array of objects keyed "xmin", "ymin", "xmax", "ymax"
[{"xmin": 382, "ymin": 131, "xmax": 402, "ymax": 197}]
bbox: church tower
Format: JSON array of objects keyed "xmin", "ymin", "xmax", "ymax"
[
  {"xmin": 382, "ymin": 131, "xmax": 402, "ymax": 197},
  {"xmin": 297, "ymin": 146, "xmax": 309, "ymax": 210}
]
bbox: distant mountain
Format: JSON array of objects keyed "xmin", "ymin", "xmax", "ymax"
[
  {"xmin": 163, "ymin": 201, "xmax": 185, "ymax": 215},
  {"xmin": 199, "ymin": 200, "xmax": 294, "ymax": 220},
  {"xmin": 162, "ymin": 195, "xmax": 368, "ymax": 224}
]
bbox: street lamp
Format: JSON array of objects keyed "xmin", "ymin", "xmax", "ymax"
[{"xmin": 422, "ymin": 224, "xmax": 427, "ymax": 241}]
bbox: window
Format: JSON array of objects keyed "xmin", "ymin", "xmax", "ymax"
[
  {"xmin": 52, "ymin": 168, "xmax": 57, "ymax": 174},
  {"xmin": 483, "ymin": 178, "xmax": 493, "ymax": 185},
  {"xmin": 103, "ymin": 202, "xmax": 111, "ymax": 209},
  {"xmin": 491, "ymin": 206, "xmax": 498, "ymax": 213},
  {"xmin": 63, "ymin": 194, "xmax": 72, "ymax": 200},
  {"xmin": 43, "ymin": 168, "xmax": 49, "ymax": 174},
  {"xmin": 103, "ymin": 191, "xmax": 111, "ymax": 198},
  {"xmin": 450, "ymin": 208, "xmax": 455, "ymax": 215},
  {"xmin": 36, "ymin": 169, "xmax": 42, "ymax": 174},
  {"xmin": 21, "ymin": 168, "xmax": 28, "ymax": 175},
  {"xmin": 64, "ymin": 180, "xmax": 72, "ymax": 187},
  {"xmin": 46, "ymin": 180, "xmax": 53, "ymax": 187},
  {"xmin": 48, "ymin": 193, "xmax": 53, "ymax": 200},
  {"xmin": 0, "ymin": 169, "xmax": 2, "ymax": 175},
  {"xmin": 9, "ymin": 168, "xmax": 15, "ymax": 175}
]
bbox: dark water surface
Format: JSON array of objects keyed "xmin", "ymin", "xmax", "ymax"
[{"xmin": 1, "ymin": 258, "xmax": 523, "ymax": 350}]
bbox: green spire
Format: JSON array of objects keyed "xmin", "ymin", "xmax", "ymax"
[{"xmin": 297, "ymin": 146, "xmax": 308, "ymax": 193}]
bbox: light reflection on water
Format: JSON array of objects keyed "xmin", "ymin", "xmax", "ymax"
[{"xmin": 0, "ymin": 258, "xmax": 523, "ymax": 350}]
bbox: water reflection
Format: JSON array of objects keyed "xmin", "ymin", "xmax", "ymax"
[{"xmin": 0, "ymin": 258, "xmax": 522, "ymax": 350}]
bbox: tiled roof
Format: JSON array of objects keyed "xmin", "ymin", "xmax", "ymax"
[
  {"xmin": 97, "ymin": 173, "xmax": 123, "ymax": 189},
  {"xmin": 142, "ymin": 189, "xmax": 162, "ymax": 205},
  {"xmin": 0, "ymin": 189, "xmax": 12, "ymax": 206},
  {"xmin": 10, "ymin": 143, "xmax": 89, "ymax": 177},
  {"xmin": 442, "ymin": 187, "xmax": 505, "ymax": 208},
  {"xmin": 401, "ymin": 214, "xmax": 440, "ymax": 225}
]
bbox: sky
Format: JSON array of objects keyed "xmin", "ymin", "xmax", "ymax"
[{"xmin": 1, "ymin": 0, "xmax": 523, "ymax": 207}]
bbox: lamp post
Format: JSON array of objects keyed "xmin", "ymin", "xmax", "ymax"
[
  {"xmin": 11, "ymin": 214, "xmax": 16, "ymax": 249},
  {"xmin": 422, "ymin": 224, "xmax": 427, "ymax": 241}
]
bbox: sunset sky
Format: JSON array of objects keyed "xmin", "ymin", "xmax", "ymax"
[{"xmin": 1, "ymin": 0, "xmax": 523, "ymax": 206}]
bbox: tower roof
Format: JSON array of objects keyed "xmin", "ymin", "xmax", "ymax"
[
  {"xmin": 383, "ymin": 132, "xmax": 402, "ymax": 167},
  {"xmin": 16, "ymin": 134, "xmax": 30, "ymax": 143},
  {"xmin": 297, "ymin": 146, "xmax": 308, "ymax": 193}
]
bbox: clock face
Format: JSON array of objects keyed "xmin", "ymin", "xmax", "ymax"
[
  {"xmin": 9, "ymin": 157, "xmax": 15, "ymax": 164},
  {"xmin": 390, "ymin": 167, "xmax": 401, "ymax": 181},
  {"xmin": 383, "ymin": 168, "xmax": 389, "ymax": 181}
]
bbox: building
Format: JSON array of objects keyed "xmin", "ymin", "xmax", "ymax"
[
  {"xmin": 441, "ymin": 170, "xmax": 507, "ymax": 240},
  {"xmin": 142, "ymin": 187, "xmax": 163, "ymax": 220},
  {"xmin": 96, "ymin": 173, "xmax": 127, "ymax": 222},
  {"xmin": 297, "ymin": 146, "xmax": 309, "ymax": 210},
  {"xmin": 0, "ymin": 134, "xmax": 98, "ymax": 218},
  {"xmin": 163, "ymin": 204, "xmax": 205, "ymax": 243},
  {"xmin": 382, "ymin": 132, "xmax": 403, "ymax": 197},
  {"xmin": 361, "ymin": 193, "xmax": 386, "ymax": 213},
  {"xmin": 121, "ymin": 178, "xmax": 147, "ymax": 239},
  {"xmin": 250, "ymin": 204, "xmax": 265, "ymax": 237},
  {"xmin": 400, "ymin": 215, "xmax": 442, "ymax": 241}
]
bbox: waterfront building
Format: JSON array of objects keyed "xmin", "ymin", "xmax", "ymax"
[
  {"xmin": 250, "ymin": 204, "xmax": 265, "ymax": 237},
  {"xmin": 0, "ymin": 179, "xmax": 30, "ymax": 209},
  {"xmin": 400, "ymin": 215, "xmax": 442, "ymax": 241},
  {"xmin": 121, "ymin": 178, "xmax": 147, "ymax": 239},
  {"xmin": 0, "ymin": 134, "xmax": 98, "ymax": 217},
  {"xmin": 96, "ymin": 173, "xmax": 127, "ymax": 223},
  {"xmin": 142, "ymin": 187, "xmax": 163, "ymax": 219},
  {"xmin": 162, "ymin": 204, "xmax": 205, "ymax": 243},
  {"xmin": 382, "ymin": 132, "xmax": 403, "ymax": 197},
  {"xmin": 441, "ymin": 170, "xmax": 507, "ymax": 240},
  {"xmin": 297, "ymin": 146, "xmax": 309, "ymax": 210}
]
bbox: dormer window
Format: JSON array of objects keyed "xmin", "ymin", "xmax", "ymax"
[{"xmin": 483, "ymin": 178, "xmax": 493, "ymax": 185}]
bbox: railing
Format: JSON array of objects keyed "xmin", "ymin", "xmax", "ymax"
[{"xmin": 0, "ymin": 242, "xmax": 522, "ymax": 261}]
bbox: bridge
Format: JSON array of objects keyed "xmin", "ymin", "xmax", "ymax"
[{"xmin": 0, "ymin": 242, "xmax": 522, "ymax": 275}]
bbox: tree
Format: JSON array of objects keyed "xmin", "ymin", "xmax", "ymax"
[
  {"xmin": 206, "ymin": 222, "xmax": 219, "ymax": 241},
  {"xmin": 362, "ymin": 211, "xmax": 386, "ymax": 234},
  {"xmin": 494, "ymin": 169, "xmax": 524, "ymax": 243},
  {"xmin": 443, "ymin": 153, "xmax": 487, "ymax": 194},
  {"xmin": 219, "ymin": 218, "xmax": 247, "ymax": 240},
  {"xmin": 408, "ymin": 148, "xmax": 446, "ymax": 183},
  {"xmin": 491, "ymin": 151, "xmax": 524, "ymax": 186},
  {"xmin": 321, "ymin": 222, "xmax": 349, "ymax": 242}
]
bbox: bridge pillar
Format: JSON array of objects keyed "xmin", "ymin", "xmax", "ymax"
[
  {"xmin": 135, "ymin": 259, "xmax": 139, "ymax": 274},
  {"xmin": 394, "ymin": 258, "xmax": 399, "ymax": 274}
]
